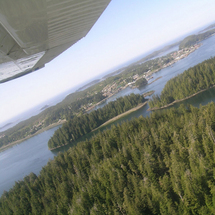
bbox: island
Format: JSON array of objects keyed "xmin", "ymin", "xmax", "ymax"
[
  {"xmin": 142, "ymin": 90, "xmax": 155, "ymax": 97},
  {"xmin": 135, "ymin": 77, "xmax": 148, "ymax": 88}
]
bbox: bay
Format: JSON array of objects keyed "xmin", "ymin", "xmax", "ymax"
[
  {"xmin": 0, "ymin": 126, "xmax": 59, "ymax": 196},
  {"xmin": 1, "ymin": 35, "xmax": 215, "ymax": 196}
]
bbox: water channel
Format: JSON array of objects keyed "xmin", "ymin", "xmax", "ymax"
[{"xmin": 1, "ymin": 35, "xmax": 215, "ymax": 196}]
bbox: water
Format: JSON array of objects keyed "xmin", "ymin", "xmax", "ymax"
[
  {"xmin": 149, "ymin": 45, "xmax": 179, "ymax": 61},
  {"xmin": 172, "ymin": 87, "xmax": 215, "ymax": 109},
  {"xmin": 94, "ymin": 35, "xmax": 215, "ymax": 109},
  {"xmin": 1, "ymin": 34, "xmax": 215, "ymax": 196},
  {"xmin": 0, "ymin": 126, "xmax": 60, "ymax": 195},
  {"xmin": 47, "ymin": 35, "xmax": 215, "ymax": 152},
  {"xmin": 0, "ymin": 23, "xmax": 211, "ymax": 133}
]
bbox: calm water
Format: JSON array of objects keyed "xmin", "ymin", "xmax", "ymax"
[
  {"xmin": 1, "ymin": 35, "xmax": 215, "ymax": 196},
  {"xmin": 0, "ymin": 126, "xmax": 60, "ymax": 195}
]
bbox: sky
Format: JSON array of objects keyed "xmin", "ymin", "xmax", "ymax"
[{"xmin": 1, "ymin": 0, "xmax": 215, "ymax": 126}]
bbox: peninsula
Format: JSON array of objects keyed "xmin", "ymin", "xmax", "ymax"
[
  {"xmin": 0, "ymin": 31, "xmax": 205, "ymax": 151},
  {"xmin": 48, "ymin": 93, "xmax": 147, "ymax": 150},
  {"xmin": 148, "ymin": 56, "xmax": 215, "ymax": 110}
]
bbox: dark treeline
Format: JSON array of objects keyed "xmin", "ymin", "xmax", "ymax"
[
  {"xmin": 2, "ymin": 103, "xmax": 215, "ymax": 214},
  {"xmin": 149, "ymin": 57, "xmax": 215, "ymax": 108},
  {"xmin": 0, "ymin": 46, "xmax": 171, "ymax": 150},
  {"xmin": 48, "ymin": 93, "xmax": 146, "ymax": 149},
  {"xmin": 0, "ymin": 38, "xmax": 176, "ymax": 150},
  {"xmin": 179, "ymin": 29, "xmax": 215, "ymax": 49}
]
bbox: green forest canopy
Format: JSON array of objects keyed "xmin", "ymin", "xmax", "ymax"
[
  {"xmin": 0, "ymin": 45, "xmax": 172, "ymax": 150},
  {"xmin": 1, "ymin": 102, "xmax": 215, "ymax": 214},
  {"xmin": 149, "ymin": 56, "xmax": 215, "ymax": 108},
  {"xmin": 2, "ymin": 26, "xmax": 212, "ymax": 150},
  {"xmin": 48, "ymin": 93, "xmax": 146, "ymax": 149}
]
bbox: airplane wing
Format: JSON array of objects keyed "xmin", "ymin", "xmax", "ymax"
[{"xmin": 0, "ymin": 0, "xmax": 111, "ymax": 83}]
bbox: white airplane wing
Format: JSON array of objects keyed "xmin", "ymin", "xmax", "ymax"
[{"xmin": 0, "ymin": 0, "xmax": 111, "ymax": 83}]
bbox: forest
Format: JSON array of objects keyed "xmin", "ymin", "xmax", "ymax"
[
  {"xmin": 0, "ymin": 44, "xmax": 172, "ymax": 150},
  {"xmin": 1, "ymin": 25, "xmax": 214, "ymax": 150},
  {"xmin": 149, "ymin": 56, "xmax": 215, "ymax": 108},
  {"xmin": 1, "ymin": 102, "xmax": 215, "ymax": 214},
  {"xmin": 48, "ymin": 93, "xmax": 146, "ymax": 149}
]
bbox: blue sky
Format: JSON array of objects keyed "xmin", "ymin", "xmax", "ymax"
[{"xmin": 1, "ymin": 0, "xmax": 215, "ymax": 126}]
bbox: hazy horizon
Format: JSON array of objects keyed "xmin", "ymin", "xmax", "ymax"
[
  {"xmin": 0, "ymin": 21, "xmax": 212, "ymax": 130},
  {"xmin": 1, "ymin": 0, "xmax": 215, "ymax": 127}
]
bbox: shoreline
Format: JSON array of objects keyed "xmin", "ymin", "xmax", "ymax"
[
  {"xmin": 49, "ymin": 101, "xmax": 148, "ymax": 151},
  {"xmin": 86, "ymin": 84, "xmax": 130, "ymax": 112},
  {"xmin": 49, "ymin": 142, "xmax": 69, "ymax": 151},
  {"xmin": 0, "ymin": 43, "xmax": 203, "ymax": 153},
  {"xmin": 148, "ymin": 76, "xmax": 162, "ymax": 85},
  {"xmin": 146, "ymin": 44, "xmax": 202, "ymax": 77},
  {"xmin": 147, "ymin": 85, "xmax": 215, "ymax": 111},
  {"xmin": 0, "ymin": 120, "xmax": 66, "ymax": 152},
  {"xmin": 93, "ymin": 101, "xmax": 148, "ymax": 131},
  {"xmin": 86, "ymin": 76, "xmax": 159, "ymax": 113},
  {"xmin": 142, "ymin": 90, "xmax": 155, "ymax": 97},
  {"xmin": 84, "ymin": 44, "xmax": 202, "ymax": 113}
]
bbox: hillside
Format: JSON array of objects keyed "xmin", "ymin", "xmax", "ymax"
[
  {"xmin": 179, "ymin": 29, "xmax": 215, "ymax": 49},
  {"xmin": 1, "ymin": 102, "xmax": 215, "ymax": 214}
]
